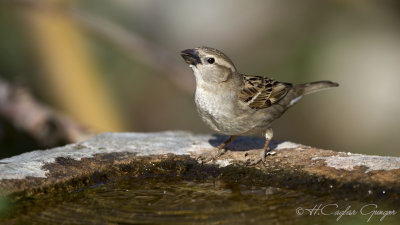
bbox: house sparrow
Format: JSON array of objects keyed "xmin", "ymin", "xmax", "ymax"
[{"xmin": 180, "ymin": 47, "xmax": 338, "ymax": 164}]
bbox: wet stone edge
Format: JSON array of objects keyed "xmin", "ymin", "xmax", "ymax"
[{"xmin": 2, "ymin": 152, "xmax": 399, "ymax": 204}]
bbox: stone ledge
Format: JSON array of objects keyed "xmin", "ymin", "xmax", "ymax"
[{"xmin": 0, "ymin": 131, "xmax": 399, "ymax": 200}]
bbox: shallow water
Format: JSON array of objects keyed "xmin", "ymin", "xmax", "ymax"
[{"xmin": 2, "ymin": 176, "xmax": 399, "ymax": 224}]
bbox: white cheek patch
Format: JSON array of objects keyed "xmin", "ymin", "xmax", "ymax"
[
  {"xmin": 189, "ymin": 65, "xmax": 198, "ymax": 74},
  {"xmin": 189, "ymin": 65, "xmax": 204, "ymax": 83},
  {"xmin": 289, "ymin": 96, "xmax": 303, "ymax": 106}
]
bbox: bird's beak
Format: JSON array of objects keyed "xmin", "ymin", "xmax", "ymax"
[{"xmin": 180, "ymin": 49, "xmax": 201, "ymax": 65}]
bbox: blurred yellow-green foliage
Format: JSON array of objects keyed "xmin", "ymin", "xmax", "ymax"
[{"xmin": 1, "ymin": 0, "xmax": 399, "ymax": 157}]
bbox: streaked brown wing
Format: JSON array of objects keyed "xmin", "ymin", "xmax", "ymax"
[{"xmin": 238, "ymin": 75, "xmax": 292, "ymax": 109}]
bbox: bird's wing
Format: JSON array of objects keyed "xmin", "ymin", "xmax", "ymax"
[{"xmin": 238, "ymin": 75, "xmax": 292, "ymax": 109}]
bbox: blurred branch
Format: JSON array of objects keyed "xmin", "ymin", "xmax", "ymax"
[
  {"xmin": 70, "ymin": 9, "xmax": 195, "ymax": 93},
  {"xmin": 24, "ymin": 5, "xmax": 127, "ymax": 132},
  {"xmin": 0, "ymin": 78, "xmax": 92, "ymax": 147}
]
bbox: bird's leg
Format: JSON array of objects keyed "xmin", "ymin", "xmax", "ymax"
[
  {"xmin": 197, "ymin": 135, "xmax": 237, "ymax": 163},
  {"xmin": 215, "ymin": 135, "xmax": 237, "ymax": 157},
  {"xmin": 261, "ymin": 128, "xmax": 273, "ymax": 163}
]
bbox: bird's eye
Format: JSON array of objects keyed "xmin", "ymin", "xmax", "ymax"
[{"xmin": 207, "ymin": 58, "xmax": 215, "ymax": 64}]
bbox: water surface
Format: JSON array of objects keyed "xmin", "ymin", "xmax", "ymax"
[{"xmin": 2, "ymin": 176, "xmax": 399, "ymax": 224}]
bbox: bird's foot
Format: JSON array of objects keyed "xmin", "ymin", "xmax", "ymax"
[
  {"xmin": 215, "ymin": 147, "xmax": 227, "ymax": 158},
  {"xmin": 245, "ymin": 157, "xmax": 261, "ymax": 166},
  {"xmin": 196, "ymin": 148, "xmax": 227, "ymax": 164},
  {"xmin": 244, "ymin": 151, "xmax": 263, "ymax": 166},
  {"xmin": 244, "ymin": 149, "xmax": 276, "ymax": 166},
  {"xmin": 260, "ymin": 148, "xmax": 276, "ymax": 166}
]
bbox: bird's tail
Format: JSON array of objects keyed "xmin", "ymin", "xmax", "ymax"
[{"xmin": 294, "ymin": 81, "xmax": 339, "ymax": 97}]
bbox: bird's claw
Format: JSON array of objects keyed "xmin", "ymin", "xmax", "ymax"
[
  {"xmin": 245, "ymin": 158, "xmax": 261, "ymax": 166},
  {"xmin": 260, "ymin": 148, "xmax": 276, "ymax": 165},
  {"xmin": 215, "ymin": 147, "xmax": 227, "ymax": 158},
  {"xmin": 196, "ymin": 147, "xmax": 226, "ymax": 164}
]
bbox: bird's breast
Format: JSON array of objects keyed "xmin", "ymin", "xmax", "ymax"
[
  {"xmin": 194, "ymin": 87, "xmax": 236, "ymax": 119},
  {"xmin": 194, "ymin": 86, "xmax": 255, "ymax": 135}
]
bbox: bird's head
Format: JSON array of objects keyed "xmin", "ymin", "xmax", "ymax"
[{"xmin": 180, "ymin": 47, "xmax": 236, "ymax": 83}]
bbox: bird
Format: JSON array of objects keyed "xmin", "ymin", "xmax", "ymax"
[{"xmin": 180, "ymin": 46, "xmax": 338, "ymax": 164}]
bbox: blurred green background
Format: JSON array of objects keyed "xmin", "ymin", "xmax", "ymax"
[{"xmin": 1, "ymin": 0, "xmax": 399, "ymax": 158}]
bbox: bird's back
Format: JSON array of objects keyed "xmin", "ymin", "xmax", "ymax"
[{"xmin": 238, "ymin": 74, "xmax": 292, "ymax": 109}]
